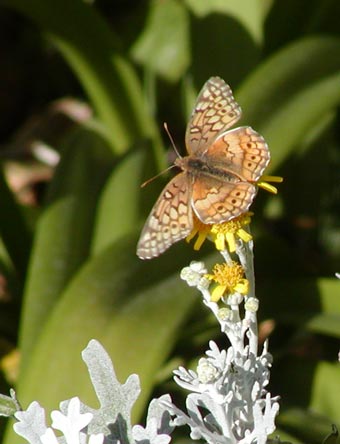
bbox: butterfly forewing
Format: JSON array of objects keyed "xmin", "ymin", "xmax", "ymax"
[
  {"xmin": 192, "ymin": 176, "xmax": 256, "ymax": 224},
  {"xmin": 185, "ymin": 77, "xmax": 242, "ymax": 155},
  {"xmin": 204, "ymin": 126, "xmax": 270, "ymax": 182},
  {"xmin": 137, "ymin": 173, "xmax": 193, "ymax": 259}
]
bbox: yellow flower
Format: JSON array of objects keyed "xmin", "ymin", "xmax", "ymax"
[
  {"xmin": 186, "ymin": 213, "xmax": 252, "ymax": 253},
  {"xmin": 210, "ymin": 213, "xmax": 252, "ymax": 253},
  {"xmin": 206, "ymin": 262, "xmax": 249, "ymax": 302}
]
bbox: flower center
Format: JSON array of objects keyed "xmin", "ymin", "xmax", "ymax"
[{"xmin": 210, "ymin": 262, "xmax": 244, "ymax": 287}]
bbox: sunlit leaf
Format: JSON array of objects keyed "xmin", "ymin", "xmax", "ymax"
[
  {"xmin": 131, "ymin": 0, "xmax": 190, "ymax": 81},
  {"xmin": 237, "ymin": 37, "xmax": 340, "ymax": 170},
  {"xmin": 92, "ymin": 149, "xmax": 145, "ymax": 254},
  {"xmin": 185, "ymin": 0, "xmax": 265, "ymax": 44},
  {"xmin": 20, "ymin": 126, "xmax": 115, "ymax": 371},
  {"xmin": 278, "ymin": 408, "xmax": 338, "ymax": 444},
  {"xmin": 311, "ymin": 362, "xmax": 340, "ymax": 424}
]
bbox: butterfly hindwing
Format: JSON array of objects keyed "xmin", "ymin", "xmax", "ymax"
[
  {"xmin": 137, "ymin": 173, "xmax": 193, "ymax": 259},
  {"xmin": 191, "ymin": 175, "xmax": 256, "ymax": 225}
]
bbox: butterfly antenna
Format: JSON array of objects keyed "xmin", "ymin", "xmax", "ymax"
[
  {"xmin": 164, "ymin": 122, "xmax": 182, "ymax": 158},
  {"xmin": 141, "ymin": 122, "xmax": 180, "ymax": 188},
  {"xmin": 141, "ymin": 164, "xmax": 176, "ymax": 188}
]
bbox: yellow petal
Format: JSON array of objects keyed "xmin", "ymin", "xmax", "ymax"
[
  {"xmin": 214, "ymin": 233, "xmax": 226, "ymax": 251},
  {"xmin": 260, "ymin": 175, "xmax": 284, "ymax": 183},
  {"xmin": 211, "ymin": 285, "xmax": 227, "ymax": 302},
  {"xmin": 257, "ymin": 181, "xmax": 278, "ymax": 194},
  {"xmin": 193, "ymin": 231, "xmax": 208, "ymax": 250},
  {"xmin": 234, "ymin": 279, "xmax": 249, "ymax": 295},
  {"xmin": 186, "ymin": 228, "xmax": 198, "ymax": 243},
  {"xmin": 226, "ymin": 232, "xmax": 236, "ymax": 253},
  {"xmin": 236, "ymin": 228, "xmax": 252, "ymax": 243}
]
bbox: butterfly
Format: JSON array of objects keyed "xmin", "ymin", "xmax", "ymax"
[{"xmin": 137, "ymin": 76, "xmax": 270, "ymax": 259}]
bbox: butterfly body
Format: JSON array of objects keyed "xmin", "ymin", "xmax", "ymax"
[
  {"xmin": 137, "ymin": 77, "xmax": 270, "ymax": 259},
  {"xmin": 177, "ymin": 155, "xmax": 232, "ymax": 180},
  {"xmin": 176, "ymin": 141, "xmax": 255, "ymax": 184}
]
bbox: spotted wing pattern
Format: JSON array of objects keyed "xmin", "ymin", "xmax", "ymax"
[
  {"xmin": 185, "ymin": 77, "xmax": 242, "ymax": 155},
  {"xmin": 137, "ymin": 173, "xmax": 193, "ymax": 259},
  {"xmin": 204, "ymin": 126, "xmax": 270, "ymax": 182},
  {"xmin": 192, "ymin": 175, "xmax": 256, "ymax": 224}
]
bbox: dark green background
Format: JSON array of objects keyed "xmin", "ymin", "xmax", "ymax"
[{"xmin": 0, "ymin": 1, "xmax": 340, "ymax": 443}]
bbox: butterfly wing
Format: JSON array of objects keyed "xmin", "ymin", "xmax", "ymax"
[
  {"xmin": 204, "ymin": 126, "xmax": 270, "ymax": 182},
  {"xmin": 137, "ymin": 173, "xmax": 193, "ymax": 259},
  {"xmin": 192, "ymin": 175, "xmax": 256, "ymax": 224},
  {"xmin": 185, "ymin": 77, "xmax": 242, "ymax": 156}
]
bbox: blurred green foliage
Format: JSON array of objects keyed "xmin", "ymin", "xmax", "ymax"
[{"xmin": 0, "ymin": 1, "xmax": 340, "ymax": 443}]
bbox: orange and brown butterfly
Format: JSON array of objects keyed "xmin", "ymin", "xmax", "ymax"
[{"xmin": 137, "ymin": 76, "xmax": 270, "ymax": 260}]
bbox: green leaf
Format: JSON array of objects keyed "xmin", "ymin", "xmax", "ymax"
[
  {"xmin": 189, "ymin": 11, "xmax": 260, "ymax": 88},
  {"xmin": 20, "ymin": 126, "xmax": 115, "ymax": 372},
  {"xmin": 259, "ymin": 277, "xmax": 340, "ymax": 325},
  {"xmin": 259, "ymin": 73, "xmax": 340, "ymax": 171},
  {"xmin": 278, "ymin": 408, "xmax": 338, "ymax": 444},
  {"xmin": 180, "ymin": 0, "xmax": 265, "ymax": 88},
  {"xmin": 185, "ymin": 0, "xmax": 265, "ymax": 44},
  {"xmin": 264, "ymin": 0, "xmax": 340, "ymax": 54},
  {"xmin": 2, "ymin": 0, "xmax": 157, "ymax": 154},
  {"xmin": 92, "ymin": 149, "xmax": 146, "ymax": 255},
  {"xmin": 237, "ymin": 36, "xmax": 340, "ymax": 170},
  {"xmin": 323, "ymin": 424, "xmax": 339, "ymax": 444},
  {"xmin": 311, "ymin": 362, "xmax": 340, "ymax": 424},
  {"xmin": 131, "ymin": 0, "xmax": 190, "ymax": 82},
  {"xmin": 306, "ymin": 313, "xmax": 340, "ymax": 338},
  {"xmin": 268, "ymin": 428, "xmax": 303, "ymax": 444}
]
